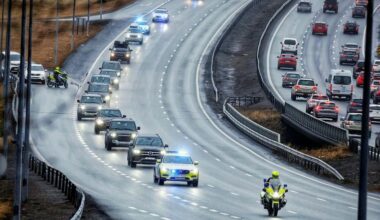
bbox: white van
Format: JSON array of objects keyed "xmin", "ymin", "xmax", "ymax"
[
  {"xmin": 325, "ymin": 69, "xmax": 353, "ymax": 100},
  {"xmin": 280, "ymin": 38, "xmax": 299, "ymax": 55}
]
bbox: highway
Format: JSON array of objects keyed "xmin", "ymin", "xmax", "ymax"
[
  {"xmin": 266, "ymin": 0, "xmax": 380, "ymax": 145},
  {"xmin": 28, "ymin": 0, "xmax": 380, "ymax": 219}
]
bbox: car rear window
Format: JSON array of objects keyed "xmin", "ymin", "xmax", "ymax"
[
  {"xmin": 315, "ymin": 23, "xmax": 325, "ymax": 27},
  {"xmin": 299, "ymin": 2, "xmax": 310, "ymax": 6},
  {"xmin": 298, "ymin": 80, "xmax": 315, "ymax": 86},
  {"xmin": 320, "ymin": 102, "xmax": 335, "ymax": 108},
  {"xmin": 352, "ymin": 99, "xmax": 363, "ymax": 104},
  {"xmin": 373, "ymin": 81, "xmax": 380, "ymax": 85},
  {"xmin": 348, "ymin": 114, "xmax": 362, "ymax": 121},
  {"xmin": 284, "ymin": 39, "xmax": 296, "ymax": 45},
  {"xmin": 370, "ymin": 106, "xmax": 380, "ymax": 111},
  {"xmin": 287, "ymin": 73, "xmax": 300, "ymax": 78},
  {"xmin": 333, "ymin": 75, "xmax": 351, "ymax": 85}
]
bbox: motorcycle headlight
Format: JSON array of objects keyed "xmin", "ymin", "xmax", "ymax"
[
  {"xmin": 96, "ymin": 119, "xmax": 104, "ymax": 125},
  {"xmin": 131, "ymin": 133, "xmax": 137, "ymax": 139},
  {"xmin": 110, "ymin": 132, "xmax": 117, "ymax": 138},
  {"xmin": 133, "ymin": 149, "xmax": 140, "ymax": 154},
  {"xmin": 97, "ymin": 106, "xmax": 102, "ymax": 110},
  {"xmin": 105, "ymin": 95, "xmax": 110, "ymax": 101},
  {"xmin": 160, "ymin": 150, "xmax": 166, "ymax": 155},
  {"xmin": 80, "ymin": 105, "xmax": 86, "ymax": 110},
  {"xmin": 272, "ymin": 192, "xmax": 280, "ymax": 199},
  {"xmin": 113, "ymin": 78, "xmax": 119, "ymax": 84}
]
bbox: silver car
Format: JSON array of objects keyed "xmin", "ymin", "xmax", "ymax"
[
  {"xmin": 77, "ymin": 94, "xmax": 105, "ymax": 120},
  {"xmin": 125, "ymin": 23, "xmax": 143, "ymax": 45}
]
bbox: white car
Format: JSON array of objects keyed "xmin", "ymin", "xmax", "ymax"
[
  {"xmin": 125, "ymin": 23, "xmax": 143, "ymax": 45},
  {"xmin": 373, "ymin": 60, "xmax": 380, "ymax": 72},
  {"xmin": 152, "ymin": 8, "xmax": 169, "ymax": 23},
  {"xmin": 370, "ymin": 104, "xmax": 380, "ymax": 122},
  {"xmin": 280, "ymin": 38, "xmax": 299, "ymax": 55},
  {"xmin": 25, "ymin": 63, "xmax": 47, "ymax": 84},
  {"xmin": 1, "ymin": 51, "xmax": 21, "ymax": 74},
  {"xmin": 136, "ymin": 19, "xmax": 150, "ymax": 35}
]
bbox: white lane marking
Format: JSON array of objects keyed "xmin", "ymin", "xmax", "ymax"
[
  {"xmin": 287, "ymin": 210, "xmax": 297, "ymax": 214},
  {"xmin": 209, "ymin": 209, "xmax": 218, "ymax": 212},
  {"xmin": 215, "ymin": 158, "xmax": 221, "ymax": 162},
  {"xmin": 194, "ymin": 0, "xmax": 380, "ymax": 203},
  {"xmin": 231, "ymin": 216, "xmax": 240, "ymax": 219},
  {"xmin": 245, "ymin": 173, "xmax": 252, "ymax": 177},
  {"xmin": 229, "ymin": 165, "xmax": 235, "ymax": 169},
  {"xmin": 207, "ymin": 184, "xmax": 215, "ymax": 188},
  {"xmin": 317, "ymin": 197, "xmax": 327, "ymax": 202},
  {"xmin": 220, "ymin": 212, "xmax": 229, "ymax": 216},
  {"xmin": 230, "ymin": 192, "xmax": 239, "ymax": 196},
  {"xmin": 129, "ymin": 206, "xmax": 137, "ymax": 210},
  {"xmin": 200, "ymin": 206, "xmax": 208, "ymax": 209},
  {"xmin": 348, "ymin": 206, "xmax": 357, "ymax": 210},
  {"xmin": 150, "ymin": 213, "xmax": 159, "ymax": 217},
  {"xmin": 139, "ymin": 209, "xmax": 147, "ymax": 213},
  {"xmin": 290, "ymin": 190, "xmax": 298, "ymax": 194}
]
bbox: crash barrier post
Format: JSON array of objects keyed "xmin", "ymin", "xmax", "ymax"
[
  {"xmin": 348, "ymin": 138, "xmax": 380, "ymax": 162},
  {"xmin": 28, "ymin": 154, "xmax": 85, "ymax": 219},
  {"xmin": 223, "ymin": 97, "xmax": 344, "ymax": 180},
  {"xmin": 209, "ymin": 0, "xmax": 264, "ymax": 103},
  {"xmin": 255, "ymin": 0, "xmax": 349, "ymax": 145}
]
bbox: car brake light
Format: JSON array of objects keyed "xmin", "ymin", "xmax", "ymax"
[
  {"xmin": 334, "ymin": 107, "xmax": 339, "ymax": 113},
  {"xmin": 312, "ymin": 86, "xmax": 317, "ymax": 91},
  {"xmin": 315, "ymin": 106, "xmax": 321, "ymax": 112},
  {"xmin": 295, "ymin": 85, "xmax": 301, "ymax": 90},
  {"xmin": 377, "ymin": 90, "xmax": 380, "ymax": 96}
]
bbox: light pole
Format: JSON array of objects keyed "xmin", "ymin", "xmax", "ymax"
[
  {"xmin": 71, "ymin": 0, "xmax": 76, "ymax": 50},
  {"xmin": 87, "ymin": 0, "xmax": 90, "ymax": 36},
  {"xmin": 54, "ymin": 0, "xmax": 59, "ymax": 64}
]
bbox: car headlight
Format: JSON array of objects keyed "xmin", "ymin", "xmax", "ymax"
[
  {"xmin": 80, "ymin": 105, "xmax": 86, "ymax": 110},
  {"xmin": 191, "ymin": 167, "xmax": 198, "ymax": 173},
  {"xmin": 161, "ymin": 167, "xmax": 168, "ymax": 173},
  {"xmin": 160, "ymin": 150, "xmax": 166, "ymax": 155},
  {"xmin": 126, "ymin": 54, "xmax": 130, "ymax": 58},
  {"xmin": 117, "ymin": 71, "xmax": 121, "ymax": 77},
  {"xmin": 272, "ymin": 192, "xmax": 280, "ymax": 199},
  {"xmin": 110, "ymin": 132, "xmax": 117, "ymax": 138},
  {"xmin": 111, "ymin": 52, "xmax": 115, "ymax": 57},
  {"xmin": 133, "ymin": 149, "xmax": 140, "ymax": 154},
  {"xmin": 105, "ymin": 95, "xmax": 110, "ymax": 101},
  {"xmin": 131, "ymin": 133, "xmax": 137, "ymax": 139},
  {"xmin": 97, "ymin": 106, "xmax": 102, "ymax": 110},
  {"xmin": 96, "ymin": 119, "xmax": 104, "ymax": 125},
  {"xmin": 113, "ymin": 78, "xmax": 119, "ymax": 84}
]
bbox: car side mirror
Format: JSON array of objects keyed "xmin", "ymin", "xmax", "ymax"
[
  {"xmin": 316, "ymin": 83, "xmax": 318, "ymax": 86},
  {"xmin": 156, "ymin": 159, "xmax": 161, "ymax": 163},
  {"xmin": 284, "ymin": 184, "xmax": 287, "ymax": 188},
  {"xmin": 122, "ymin": 115, "xmax": 126, "ymax": 118},
  {"xmin": 99, "ymin": 67, "xmax": 102, "ymax": 70},
  {"xmin": 103, "ymin": 100, "xmax": 106, "ymax": 103},
  {"xmin": 76, "ymin": 100, "xmax": 80, "ymax": 103},
  {"xmin": 164, "ymin": 144, "xmax": 168, "ymax": 148},
  {"xmin": 325, "ymin": 78, "xmax": 328, "ymax": 83},
  {"xmin": 194, "ymin": 161, "xmax": 199, "ymax": 165},
  {"xmin": 137, "ymin": 126, "xmax": 140, "ymax": 130},
  {"xmin": 280, "ymin": 42, "xmax": 282, "ymax": 45}
]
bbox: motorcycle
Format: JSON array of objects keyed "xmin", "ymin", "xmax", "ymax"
[
  {"xmin": 260, "ymin": 179, "xmax": 288, "ymax": 217},
  {"xmin": 47, "ymin": 71, "xmax": 68, "ymax": 88}
]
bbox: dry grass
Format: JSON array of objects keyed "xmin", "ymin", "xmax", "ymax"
[
  {"xmin": 238, "ymin": 107, "xmax": 284, "ymax": 134},
  {"xmin": 0, "ymin": 200, "xmax": 12, "ymax": 219},
  {"xmin": 301, "ymin": 143, "xmax": 353, "ymax": 161}
]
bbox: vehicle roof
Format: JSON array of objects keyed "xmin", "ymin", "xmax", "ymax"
[
  {"xmin": 344, "ymin": 42, "xmax": 359, "ymax": 46},
  {"xmin": 164, "ymin": 151, "xmax": 191, "ymax": 156},
  {"xmin": 345, "ymin": 21, "xmax": 357, "ymax": 24},
  {"xmin": 284, "ymin": 72, "xmax": 300, "ymax": 75},
  {"xmin": 314, "ymin": 21, "xmax": 327, "ymax": 24},
  {"xmin": 102, "ymin": 61, "xmax": 120, "ymax": 64},
  {"xmin": 100, "ymin": 69, "xmax": 117, "ymax": 72},
  {"xmin": 298, "ymin": 78, "xmax": 314, "ymax": 81},
  {"xmin": 283, "ymin": 37, "xmax": 297, "ymax": 41}
]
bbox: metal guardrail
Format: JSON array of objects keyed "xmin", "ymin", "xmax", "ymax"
[
  {"xmin": 255, "ymin": 0, "xmax": 348, "ymax": 145},
  {"xmin": 223, "ymin": 98, "xmax": 344, "ymax": 180},
  {"xmin": 29, "ymin": 155, "xmax": 86, "ymax": 219},
  {"xmin": 349, "ymin": 138, "xmax": 380, "ymax": 161}
]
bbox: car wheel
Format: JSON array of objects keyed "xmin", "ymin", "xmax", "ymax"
[
  {"xmin": 347, "ymin": 95, "xmax": 352, "ymax": 101},
  {"xmin": 77, "ymin": 114, "xmax": 82, "ymax": 121},
  {"xmin": 333, "ymin": 117, "xmax": 338, "ymax": 122},
  {"xmin": 323, "ymin": 9, "xmax": 326, "ymax": 13},
  {"xmin": 106, "ymin": 142, "xmax": 112, "ymax": 151},
  {"xmin": 158, "ymin": 177, "xmax": 165, "ymax": 185},
  {"xmin": 131, "ymin": 162, "xmax": 137, "ymax": 168},
  {"xmin": 95, "ymin": 127, "xmax": 100, "ymax": 135},
  {"xmin": 291, "ymin": 94, "xmax": 296, "ymax": 101},
  {"xmin": 282, "ymin": 84, "xmax": 285, "ymax": 88},
  {"xmin": 312, "ymin": 31, "xmax": 315, "ymax": 35},
  {"xmin": 187, "ymin": 181, "xmax": 192, "ymax": 186},
  {"xmin": 374, "ymin": 100, "xmax": 378, "ymax": 104},
  {"xmin": 306, "ymin": 108, "xmax": 311, "ymax": 114},
  {"xmin": 127, "ymin": 157, "xmax": 131, "ymax": 166},
  {"xmin": 192, "ymin": 180, "xmax": 198, "ymax": 187},
  {"xmin": 42, "ymin": 80, "xmax": 46, "ymax": 85}
]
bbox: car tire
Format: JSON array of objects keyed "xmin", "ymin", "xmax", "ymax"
[
  {"xmin": 306, "ymin": 108, "xmax": 311, "ymax": 114},
  {"xmin": 291, "ymin": 94, "xmax": 296, "ymax": 101},
  {"xmin": 106, "ymin": 142, "xmax": 112, "ymax": 151},
  {"xmin": 282, "ymin": 84, "xmax": 285, "ymax": 88},
  {"xmin": 154, "ymin": 173, "xmax": 158, "ymax": 183},
  {"xmin": 333, "ymin": 117, "xmax": 338, "ymax": 122},
  {"xmin": 323, "ymin": 9, "xmax": 326, "ymax": 13},
  {"xmin": 158, "ymin": 177, "xmax": 164, "ymax": 185},
  {"xmin": 128, "ymin": 157, "xmax": 131, "ymax": 166},
  {"xmin": 77, "ymin": 114, "xmax": 82, "ymax": 121},
  {"xmin": 131, "ymin": 162, "xmax": 137, "ymax": 168},
  {"xmin": 192, "ymin": 180, "xmax": 198, "ymax": 187},
  {"xmin": 95, "ymin": 127, "xmax": 100, "ymax": 135},
  {"xmin": 374, "ymin": 100, "xmax": 378, "ymax": 104},
  {"xmin": 369, "ymin": 132, "xmax": 372, "ymax": 138},
  {"xmin": 42, "ymin": 80, "xmax": 46, "ymax": 85},
  {"xmin": 347, "ymin": 95, "xmax": 352, "ymax": 101},
  {"xmin": 312, "ymin": 31, "xmax": 315, "ymax": 35}
]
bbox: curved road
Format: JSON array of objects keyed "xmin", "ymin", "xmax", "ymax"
[{"xmin": 29, "ymin": 0, "xmax": 380, "ymax": 219}]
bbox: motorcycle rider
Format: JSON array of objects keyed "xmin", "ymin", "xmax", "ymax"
[
  {"xmin": 53, "ymin": 66, "xmax": 64, "ymax": 86},
  {"xmin": 261, "ymin": 171, "xmax": 286, "ymax": 206}
]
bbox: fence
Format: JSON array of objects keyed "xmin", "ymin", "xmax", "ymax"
[
  {"xmin": 349, "ymin": 138, "xmax": 380, "ymax": 161},
  {"xmin": 29, "ymin": 155, "xmax": 85, "ymax": 219},
  {"xmin": 223, "ymin": 98, "xmax": 344, "ymax": 180}
]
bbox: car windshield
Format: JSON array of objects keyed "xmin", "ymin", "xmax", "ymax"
[
  {"xmin": 163, "ymin": 155, "xmax": 193, "ymax": 164},
  {"xmin": 284, "ymin": 39, "xmax": 296, "ymax": 45},
  {"xmin": 129, "ymin": 28, "xmax": 141, "ymax": 33},
  {"xmin": 31, "ymin": 65, "xmax": 44, "ymax": 71},
  {"xmin": 136, "ymin": 137, "xmax": 163, "ymax": 146},
  {"xmin": 344, "ymin": 51, "xmax": 356, "ymax": 55},
  {"xmin": 99, "ymin": 110, "xmax": 122, "ymax": 117},
  {"xmin": 10, "ymin": 54, "xmax": 20, "ymax": 61},
  {"xmin": 320, "ymin": 102, "xmax": 335, "ymax": 108},
  {"xmin": 155, "ymin": 9, "xmax": 167, "ymax": 13},
  {"xmin": 370, "ymin": 106, "xmax": 380, "ymax": 111},
  {"xmin": 373, "ymin": 81, "xmax": 380, "ymax": 86},
  {"xmin": 374, "ymin": 61, "xmax": 380, "ymax": 65},
  {"xmin": 298, "ymin": 80, "xmax": 315, "ymax": 86},
  {"xmin": 102, "ymin": 62, "xmax": 120, "ymax": 70},
  {"xmin": 345, "ymin": 44, "xmax": 358, "ymax": 48},
  {"xmin": 88, "ymin": 84, "xmax": 109, "ymax": 92},
  {"xmin": 100, "ymin": 70, "xmax": 118, "ymax": 77},
  {"xmin": 325, "ymin": 0, "xmax": 337, "ymax": 3},
  {"xmin": 348, "ymin": 114, "xmax": 362, "ymax": 121},
  {"xmin": 287, "ymin": 73, "xmax": 300, "ymax": 78},
  {"xmin": 81, "ymin": 96, "xmax": 102, "ymax": 104},
  {"xmin": 352, "ymin": 99, "xmax": 363, "ymax": 105},
  {"xmin": 91, "ymin": 76, "xmax": 110, "ymax": 84},
  {"xmin": 299, "ymin": 2, "xmax": 310, "ymax": 6},
  {"xmin": 315, "ymin": 23, "xmax": 325, "ymax": 27},
  {"xmin": 110, "ymin": 121, "xmax": 136, "ymax": 130},
  {"xmin": 333, "ymin": 76, "xmax": 351, "ymax": 85},
  {"xmin": 347, "ymin": 23, "xmax": 356, "ymax": 27}
]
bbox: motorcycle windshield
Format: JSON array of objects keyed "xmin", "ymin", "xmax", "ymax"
[{"xmin": 270, "ymin": 179, "xmax": 281, "ymax": 191}]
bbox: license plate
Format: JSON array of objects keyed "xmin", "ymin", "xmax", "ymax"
[
  {"xmin": 285, "ymin": 61, "xmax": 290, "ymax": 63},
  {"xmin": 144, "ymin": 157, "xmax": 155, "ymax": 160}
]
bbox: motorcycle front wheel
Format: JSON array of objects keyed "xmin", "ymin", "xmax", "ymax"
[
  {"xmin": 47, "ymin": 80, "xmax": 54, "ymax": 88},
  {"xmin": 273, "ymin": 204, "xmax": 279, "ymax": 217},
  {"xmin": 64, "ymin": 81, "xmax": 68, "ymax": 89}
]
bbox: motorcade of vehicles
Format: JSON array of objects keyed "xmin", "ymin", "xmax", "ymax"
[
  {"xmin": 77, "ymin": 94, "xmax": 105, "ymax": 121},
  {"xmin": 99, "ymin": 69, "xmax": 120, "ymax": 90},
  {"xmin": 325, "ymin": 69, "xmax": 353, "ymax": 100},
  {"xmin": 277, "ymin": 54, "xmax": 297, "ymax": 70},
  {"xmin": 152, "ymin": 8, "xmax": 169, "ymax": 23},
  {"xmin": 104, "ymin": 118, "xmax": 140, "ymax": 151},
  {"xmin": 323, "ymin": 0, "xmax": 338, "ymax": 13},
  {"xmin": 281, "ymin": 72, "xmax": 302, "ymax": 88},
  {"xmin": 312, "ymin": 22, "xmax": 328, "ymax": 35},
  {"xmin": 128, "ymin": 134, "xmax": 168, "ymax": 168},
  {"xmin": 347, "ymin": 98, "xmax": 363, "ymax": 113},
  {"xmin": 297, "ymin": 0, "xmax": 312, "ymax": 13},
  {"xmin": 305, "ymin": 94, "xmax": 329, "ymax": 113},
  {"xmin": 85, "ymin": 83, "xmax": 112, "ymax": 103},
  {"xmin": 260, "ymin": 179, "xmax": 288, "ymax": 217},
  {"xmin": 280, "ymin": 38, "xmax": 298, "ymax": 55},
  {"xmin": 94, "ymin": 108, "xmax": 126, "ymax": 134},
  {"xmin": 109, "ymin": 40, "xmax": 132, "ymax": 64},
  {"xmin": 291, "ymin": 78, "xmax": 317, "ymax": 100},
  {"xmin": 153, "ymin": 151, "xmax": 199, "ymax": 187}
]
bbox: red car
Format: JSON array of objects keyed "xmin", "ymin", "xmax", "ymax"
[
  {"xmin": 312, "ymin": 22, "xmax": 328, "ymax": 35},
  {"xmin": 277, "ymin": 54, "xmax": 297, "ymax": 70},
  {"xmin": 356, "ymin": 72, "xmax": 364, "ymax": 87}
]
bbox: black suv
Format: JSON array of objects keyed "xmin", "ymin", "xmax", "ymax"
[
  {"xmin": 352, "ymin": 6, "xmax": 366, "ymax": 18},
  {"xmin": 77, "ymin": 94, "xmax": 105, "ymax": 121},
  {"xmin": 94, "ymin": 108, "xmax": 125, "ymax": 134},
  {"xmin": 343, "ymin": 21, "xmax": 359, "ymax": 34},
  {"xmin": 99, "ymin": 61, "xmax": 123, "ymax": 76},
  {"xmin": 99, "ymin": 69, "xmax": 120, "ymax": 90},
  {"xmin": 109, "ymin": 40, "xmax": 132, "ymax": 64},
  {"xmin": 323, "ymin": 0, "xmax": 338, "ymax": 13},
  {"xmin": 105, "ymin": 118, "xmax": 140, "ymax": 151},
  {"xmin": 127, "ymin": 134, "xmax": 168, "ymax": 168}
]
